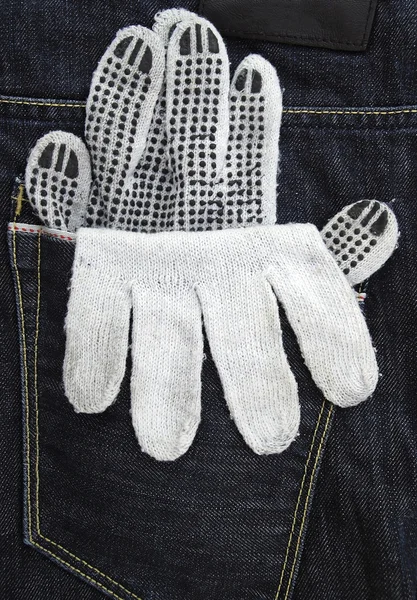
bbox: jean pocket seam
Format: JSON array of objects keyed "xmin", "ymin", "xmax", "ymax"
[
  {"xmin": 11, "ymin": 222, "xmax": 144, "ymax": 600},
  {"xmin": 10, "ymin": 180, "xmax": 335, "ymax": 600},
  {"xmin": 274, "ymin": 401, "xmax": 334, "ymax": 600},
  {"xmin": 3, "ymin": 94, "xmax": 417, "ymax": 117},
  {"xmin": 0, "ymin": 96, "xmax": 85, "ymax": 109}
]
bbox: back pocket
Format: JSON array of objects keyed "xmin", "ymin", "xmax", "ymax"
[{"xmin": 8, "ymin": 181, "xmax": 334, "ymax": 600}]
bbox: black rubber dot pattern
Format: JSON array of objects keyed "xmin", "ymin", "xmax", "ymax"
[
  {"xmin": 85, "ymin": 38, "xmax": 162, "ymax": 229},
  {"xmin": 82, "ymin": 39, "xmax": 271, "ymax": 232}
]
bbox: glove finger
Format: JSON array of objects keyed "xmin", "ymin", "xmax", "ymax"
[
  {"xmin": 63, "ymin": 265, "xmax": 131, "ymax": 413},
  {"xmin": 321, "ymin": 200, "xmax": 399, "ymax": 286},
  {"xmin": 197, "ymin": 275, "xmax": 300, "ymax": 455},
  {"xmin": 123, "ymin": 9, "xmax": 204, "ymax": 233},
  {"xmin": 131, "ymin": 284, "xmax": 203, "ymax": 461},
  {"xmin": 226, "ymin": 55, "xmax": 282, "ymax": 227},
  {"xmin": 25, "ymin": 131, "xmax": 91, "ymax": 232},
  {"xmin": 85, "ymin": 26, "xmax": 165, "ymax": 227},
  {"xmin": 266, "ymin": 237, "xmax": 379, "ymax": 407},
  {"xmin": 166, "ymin": 14, "xmax": 230, "ymax": 225},
  {"xmin": 153, "ymin": 8, "xmax": 198, "ymax": 41},
  {"xmin": 112, "ymin": 11, "xmax": 197, "ymax": 233},
  {"xmin": 111, "ymin": 10, "xmax": 205, "ymax": 233}
]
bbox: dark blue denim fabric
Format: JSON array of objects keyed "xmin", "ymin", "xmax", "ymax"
[
  {"xmin": 1, "ymin": 0, "xmax": 417, "ymax": 106},
  {"xmin": 7, "ymin": 211, "xmax": 334, "ymax": 600},
  {"xmin": 1, "ymin": 1, "xmax": 417, "ymax": 599}
]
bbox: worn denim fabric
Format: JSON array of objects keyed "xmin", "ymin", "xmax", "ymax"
[{"xmin": 1, "ymin": 1, "xmax": 417, "ymax": 599}]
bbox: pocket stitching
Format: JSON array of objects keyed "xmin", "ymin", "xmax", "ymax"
[
  {"xmin": 11, "ymin": 206, "xmax": 334, "ymax": 600},
  {"xmin": 275, "ymin": 402, "xmax": 333, "ymax": 600},
  {"xmin": 1, "ymin": 98, "xmax": 85, "ymax": 108},
  {"xmin": 4, "ymin": 96, "xmax": 417, "ymax": 117},
  {"xmin": 12, "ymin": 221, "xmax": 143, "ymax": 600}
]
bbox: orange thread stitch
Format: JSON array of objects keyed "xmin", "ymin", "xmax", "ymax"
[{"xmin": 8, "ymin": 223, "xmax": 75, "ymax": 242}]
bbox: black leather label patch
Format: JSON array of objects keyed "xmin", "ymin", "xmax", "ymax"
[{"xmin": 199, "ymin": 0, "xmax": 378, "ymax": 51}]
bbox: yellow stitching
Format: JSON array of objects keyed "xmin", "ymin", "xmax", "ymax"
[
  {"xmin": 14, "ymin": 184, "xmax": 25, "ymax": 216},
  {"xmin": 14, "ymin": 221, "xmax": 333, "ymax": 600},
  {"xmin": 14, "ymin": 231, "xmax": 142, "ymax": 599},
  {"xmin": 283, "ymin": 405, "xmax": 334, "ymax": 600},
  {"xmin": 12, "ymin": 184, "xmax": 25, "ymax": 219},
  {"xmin": 284, "ymin": 108, "xmax": 417, "ymax": 116},
  {"xmin": 11, "ymin": 196, "xmax": 29, "ymax": 209},
  {"xmin": 12, "ymin": 220, "xmax": 34, "ymax": 542},
  {"xmin": 2, "ymin": 96, "xmax": 417, "ymax": 116},
  {"xmin": 30, "ymin": 541, "xmax": 126, "ymax": 600},
  {"xmin": 32, "ymin": 240, "xmax": 142, "ymax": 597},
  {"xmin": 0, "ymin": 98, "xmax": 85, "ymax": 108},
  {"xmin": 274, "ymin": 400, "xmax": 326, "ymax": 599},
  {"xmin": 36, "ymin": 534, "xmax": 143, "ymax": 598}
]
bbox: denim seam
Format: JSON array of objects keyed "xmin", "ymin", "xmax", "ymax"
[
  {"xmin": 31, "ymin": 230, "xmax": 141, "ymax": 598},
  {"xmin": 274, "ymin": 400, "xmax": 333, "ymax": 599},
  {"xmin": 281, "ymin": 405, "xmax": 333, "ymax": 600},
  {"xmin": 0, "ymin": 98, "xmax": 85, "ymax": 108},
  {"xmin": 3, "ymin": 96, "xmax": 417, "ymax": 117},
  {"xmin": 11, "ymin": 214, "xmax": 143, "ymax": 599},
  {"xmin": 11, "ymin": 204, "xmax": 333, "ymax": 600},
  {"xmin": 274, "ymin": 400, "xmax": 325, "ymax": 598},
  {"xmin": 11, "ymin": 214, "xmax": 32, "ymax": 538},
  {"xmin": 284, "ymin": 109, "xmax": 417, "ymax": 116},
  {"xmin": 8, "ymin": 222, "xmax": 75, "ymax": 241}
]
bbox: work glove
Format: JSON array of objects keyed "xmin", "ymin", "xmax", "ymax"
[{"xmin": 25, "ymin": 10, "xmax": 399, "ymax": 461}]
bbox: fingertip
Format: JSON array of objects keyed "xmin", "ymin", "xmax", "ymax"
[
  {"xmin": 153, "ymin": 8, "xmax": 197, "ymax": 44},
  {"xmin": 326, "ymin": 360, "xmax": 379, "ymax": 408},
  {"xmin": 132, "ymin": 408, "xmax": 200, "ymax": 461}
]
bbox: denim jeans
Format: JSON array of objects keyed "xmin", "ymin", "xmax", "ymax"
[{"xmin": 1, "ymin": 1, "xmax": 417, "ymax": 599}]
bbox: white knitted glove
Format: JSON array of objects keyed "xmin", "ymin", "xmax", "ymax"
[
  {"xmin": 65, "ymin": 225, "xmax": 379, "ymax": 460},
  {"xmin": 25, "ymin": 10, "xmax": 399, "ymax": 460}
]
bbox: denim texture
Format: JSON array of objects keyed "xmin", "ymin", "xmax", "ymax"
[
  {"xmin": 1, "ymin": 0, "xmax": 417, "ymax": 106},
  {"xmin": 1, "ymin": 1, "xmax": 417, "ymax": 599},
  {"xmin": 8, "ymin": 213, "xmax": 333, "ymax": 600}
]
